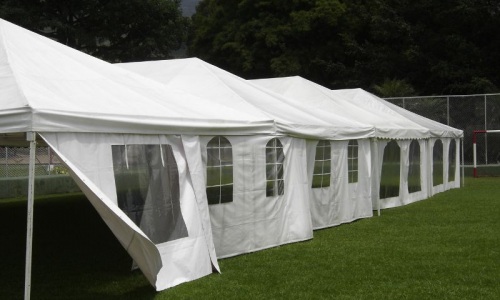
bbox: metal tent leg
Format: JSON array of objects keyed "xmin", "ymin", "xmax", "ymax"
[{"xmin": 24, "ymin": 132, "xmax": 36, "ymax": 300}]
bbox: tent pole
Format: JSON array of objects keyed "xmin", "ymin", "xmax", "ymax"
[
  {"xmin": 24, "ymin": 132, "xmax": 36, "ymax": 300},
  {"xmin": 461, "ymin": 138, "xmax": 464, "ymax": 187}
]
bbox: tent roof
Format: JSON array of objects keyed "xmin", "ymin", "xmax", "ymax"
[
  {"xmin": 252, "ymin": 76, "xmax": 461, "ymax": 139},
  {"xmin": 118, "ymin": 58, "xmax": 374, "ymax": 140},
  {"xmin": 332, "ymin": 88, "xmax": 463, "ymax": 138},
  {"xmin": 0, "ymin": 19, "xmax": 276, "ymax": 140}
]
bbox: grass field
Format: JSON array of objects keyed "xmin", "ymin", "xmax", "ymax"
[{"xmin": 1, "ymin": 178, "xmax": 499, "ymax": 299}]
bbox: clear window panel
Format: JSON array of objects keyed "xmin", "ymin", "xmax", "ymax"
[
  {"xmin": 207, "ymin": 148, "xmax": 220, "ymax": 166},
  {"xmin": 350, "ymin": 170, "xmax": 358, "ymax": 183},
  {"xmin": 312, "ymin": 140, "xmax": 331, "ymax": 188},
  {"xmin": 433, "ymin": 140, "xmax": 444, "ymax": 186},
  {"xmin": 220, "ymin": 185, "xmax": 234, "ymax": 203},
  {"xmin": 321, "ymin": 174, "xmax": 331, "ymax": 188},
  {"xmin": 220, "ymin": 147, "xmax": 233, "ymax": 166},
  {"xmin": 277, "ymin": 149, "xmax": 285, "ymax": 164},
  {"xmin": 448, "ymin": 140, "xmax": 456, "ymax": 182},
  {"xmin": 348, "ymin": 140, "xmax": 359, "ymax": 184},
  {"xmin": 220, "ymin": 165, "xmax": 233, "ymax": 185},
  {"xmin": 206, "ymin": 166, "xmax": 221, "ymax": 187},
  {"xmin": 277, "ymin": 163, "xmax": 284, "ymax": 179},
  {"xmin": 219, "ymin": 137, "xmax": 232, "ymax": 147},
  {"xmin": 315, "ymin": 145, "xmax": 325, "ymax": 160},
  {"xmin": 206, "ymin": 186, "xmax": 221, "ymax": 205},
  {"xmin": 277, "ymin": 179, "xmax": 285, "ymax": 195},
  {"xmin": 266, "ymin": 138, "xmax": 285, "ymax": 196},
  {"xmin": 266, "ymin": 180, "xmax": 275, "ymax": 197},
  {"xmin": 313, "ymin": 163, "xmax": 323, "ymax": 175},
  {"xmin": 112, "ymin": 144, "xmax": 188, "ymax": 245},
  {"xmin": 323, "ymin": 159, "xmax": 331, "ymax": 174},
  {"xmin": 266, "ymin": 164, "xmax": 276, "ymax": 180},
  {"xmin": 206, "ymin": 136, "xmax": 233, "ymax": 204},
  {"xmin": 408, "ymin": 140, "xmax": 422, "ymax": 193},
  {"xmin": 266, "ymin": 149, "xmax": 276, "ymax": 164},
  {"xmin": 312, "ymin": 175, "xmax": 323, "ymax": 188},
  {"xmin": 379, "ymin": 141, "xmax": 400, "ymax": 199}
]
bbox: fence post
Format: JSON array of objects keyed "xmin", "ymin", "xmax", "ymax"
[
  {"xmin": 484, "ymin": 95, "xmax": 488, "ymax": 164},
  {"xmin": 47, "ymin": 147, "xmax": 51, "ymax": 175},
  {"xmin": 447, "ymin": 96, "xmax": 450, "ymax": 125},
  {"xmin": 4, "ymin": 146, "xmax": 7, "ymax": 178}
]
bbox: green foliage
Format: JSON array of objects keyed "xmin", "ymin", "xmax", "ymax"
[
  {"xmin": 373, "ymin": 78, "xmax": 416, "ymax": 97},
  {"xmin": 189, "ymin": 0, "xmax": 346, "ymax": 81},
  {"xmin": 189, "ymin": 0, "xmax": 500, "ymax": 95},
  {"xmin": 0, "ymin": 0, "xmax": 189, "ymax": 62}
]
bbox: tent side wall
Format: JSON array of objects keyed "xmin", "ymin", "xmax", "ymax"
[
  {"xmin": 306, "ymin": 139, "xmax": 373, "ymax": 229},
  {"xmin": 40, "ymin": 132, "xmax": 218, "ymax": 291},
  {"xmin": 373, "ymin": 137, "xmax": 461, "ymax": 210},
  {"xmin": 199, "ymin": 135, "xmax": 314, "ymax": 258}
]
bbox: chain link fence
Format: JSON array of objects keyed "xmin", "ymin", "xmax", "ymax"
[
  {"xmin": 0, "ymin": 147, "xmax": 68, "ymax": 177},
  {"xmin": 0, "ymin": 147, "xmax": 79, "ymax": 199},
  {"xmin": 386, "ymin": 93, "xmax": 500, "ymax": 166}
]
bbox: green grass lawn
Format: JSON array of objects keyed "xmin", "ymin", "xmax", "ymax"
[{"xmin": 1, "ymin": 178, "xmax": 499, "ymax": 299}]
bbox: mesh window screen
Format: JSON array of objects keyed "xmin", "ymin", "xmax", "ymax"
[
  {"xmin": 112, "ymin": 144, "xmax": 188, "ymax": 244},
  {"xmin": 408, "ymin": 140, "xmax": 422, "ymax": 193},
  {"xmin": 266, "ymin": 138, "xmax": 284, "ymax": 197},
  {"xmin": 433, "ymin": 140, "xmax": 444, "ymax": 186},
  {"xmin": 206, "ymin": 136, "xmax": 233, "ymax": 205},
  {"xmin": 312, "ymin": 140, "xmax": 331, "ymax": 188},
  {"xmin": 448, "ymin": 140, "xmax": 456, "ymax": 182},
  {"xmin": 348, "ymin": 140, "xmax": 359, "ymax": 183},
  {"xmin": 380, "ymin": 141, "xmax": 400, "ymax": 199}
]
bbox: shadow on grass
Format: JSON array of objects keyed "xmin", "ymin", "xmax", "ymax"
[{"xmin": 0, "ymin": 194, "xmax": 157, "ymax": 300}]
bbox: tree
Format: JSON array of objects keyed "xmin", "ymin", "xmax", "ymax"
[
  {"xmin": 188, "ymin": 0, "xmax": 500, "ymax": 95},
  {"xmin": 0, "ymin": 0, "xmax": 189, "ymax": 62},
  {"xmin": 372, "ymin": 79, "xmax": 415, "ymax": 98},
  {"xmin": 188, "ymin": 0, "xmax": 347, "ymax": 86}
]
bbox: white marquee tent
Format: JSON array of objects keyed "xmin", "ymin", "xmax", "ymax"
[
  {"xmin": 329, "ymin": 88, "xmax": 462, "ymax": 206},
  {"xmin": 119, "ymin": 58, "xmax": 376, "ymax": 255},
  {"xmin": 251, "ymin": 76, "xmax": 463, "ymax": 210},
  {"xmin": 0, "ymin": 19, "xmax": 278, "ymax": 295},
  {"xmin": 1, "ymin": 17, "xmax": 464, "ymax": 297}
]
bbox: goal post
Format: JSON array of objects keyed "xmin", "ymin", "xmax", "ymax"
[{"xmin": 473, "ymin": 129, "xmax": 500, "ymax": 177}]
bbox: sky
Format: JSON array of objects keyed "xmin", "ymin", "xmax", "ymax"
[{"xmin": 181, "ymin": 0, "xmax": 201, "ymax": 16}]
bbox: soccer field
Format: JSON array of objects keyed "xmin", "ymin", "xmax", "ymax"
[{"xmin": 1, "ymin": 178, "xmax": 499, "ymax": 299}]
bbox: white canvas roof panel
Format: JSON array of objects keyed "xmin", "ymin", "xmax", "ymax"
[
  {"xmin": 0, "ymin": 19, "xmax": 275, "ymax": 137},
  {"xmin": 118, "ymin": 58, "xmax": 374, "ymax": 140},
  {"xmin": 251, "ymin": 76, "xmax": 433, "ymax": 139},
  {"xmin": 340, "ymin": 89, "xmax": 464, "ymax": 138}
]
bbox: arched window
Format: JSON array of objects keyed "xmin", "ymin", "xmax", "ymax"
[
  {"xmin": 112, "ymin": 144, "xmax": 188, "ymax": 244},
  {"xmin": 206, "ymin": 136, "xmax": 233, "ymax": 205},
  {"xmin": 380, "ymin": 140, "xmax": 400, "ymax": 199},
  {"xmin": 448, "ymin": 139, "xmax": 456, "ymax": 182},
  {"xmin": 433, "ymin": 139, "xmax": 444, "ymax": 186},
  {"xmin": 266, "ymin": 138, "xmax": 284, "ymax": 197},
  {"xmin": 348, "ymin": 140, "xmax": 359, "ymax": 183},
  {"xmin": 312, "ymin": 140, "xmax": 331, "ymax": 188},
  {"xmin": 408, "ymin": 140, "xmax": 421, "ymax": 193}
]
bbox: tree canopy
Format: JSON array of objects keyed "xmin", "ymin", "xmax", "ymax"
[
  {"xmin": 188, "ymin": 0, "xmax": 500, "ymax": 95},
  {"xmin": 0, "ymin": 0, "xmax": 189, "ymax": 62}
]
